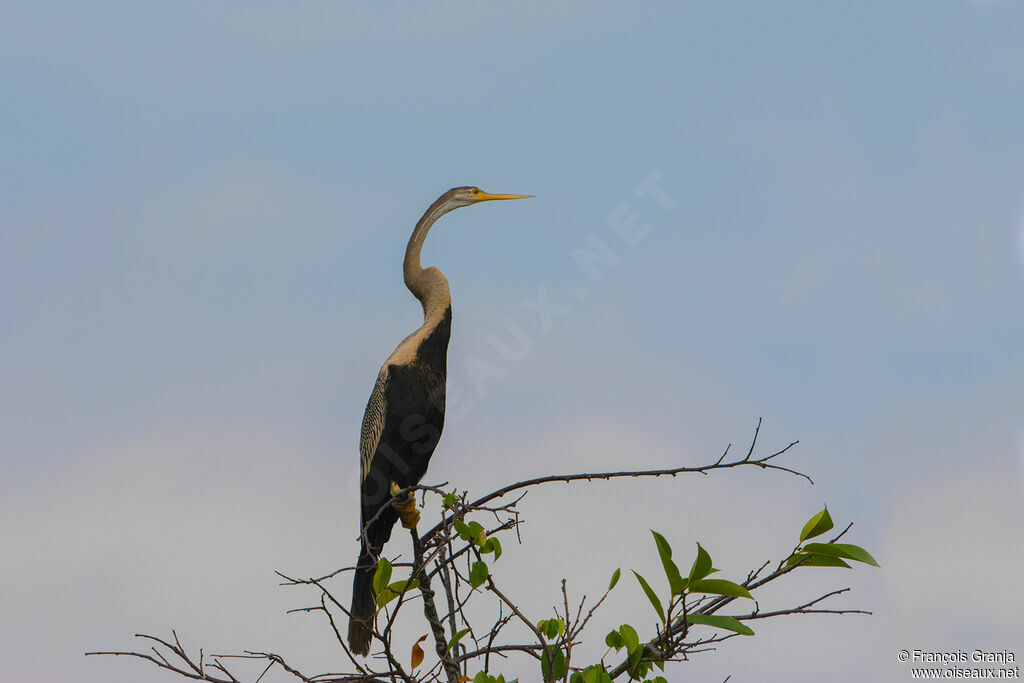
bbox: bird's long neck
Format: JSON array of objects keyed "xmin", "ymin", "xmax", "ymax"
[{"xmin": 403, "ymin": 197, "xmax": 453, "ymax": 325}]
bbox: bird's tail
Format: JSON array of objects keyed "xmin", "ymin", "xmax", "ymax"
[{"xmin": 348, "ymin": 541, "xmax": 376, "ymax": 656}]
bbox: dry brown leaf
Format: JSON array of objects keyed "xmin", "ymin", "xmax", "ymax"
[{"xmin": 410, "ymin": 634, "xmax": 428, "ymax": 670}]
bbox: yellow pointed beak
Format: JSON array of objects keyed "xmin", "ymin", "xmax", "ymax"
[{"xmin": 474, "ymin": 191, "xmax": 534, "ymax": 202}]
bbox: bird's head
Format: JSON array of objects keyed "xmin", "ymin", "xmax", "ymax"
[{"xmin": 444, "ymin": 186, "xmax": 533, "ymax": 210}]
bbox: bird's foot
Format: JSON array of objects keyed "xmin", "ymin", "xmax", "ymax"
[{"xmin": 390, "ymin": 483, "xmax": 420, "ymax": 529}]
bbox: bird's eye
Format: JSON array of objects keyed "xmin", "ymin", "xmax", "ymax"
[{"xmin": 471, "ymin": 188, "xmax": 479, "ymax": 195}]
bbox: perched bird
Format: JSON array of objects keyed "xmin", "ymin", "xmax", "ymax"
[{"xmin": 347, "ymin": 186, "xmax": 531, "ymax": 656}]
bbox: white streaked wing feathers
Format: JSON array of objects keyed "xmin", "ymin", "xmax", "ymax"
[{"xmin": 359, "ymin": 365, "xmax": 389, "ymax": 483}]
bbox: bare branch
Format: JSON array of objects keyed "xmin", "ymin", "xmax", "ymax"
[
  {"xmin": 410, "ymin": 528, "xmax": 461, "ymax": 683},
  {"xmin": 420, "ymin": 424, "xmax": 809, "ymax": 546}
]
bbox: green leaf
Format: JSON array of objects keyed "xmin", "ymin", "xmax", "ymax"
[
  {"xmin": 443, "ymin": 491, "xmax": 459, "ymax": 508},
  {"xmin": 647, "ymin": 677, "xmax": 669, "ymax": 683},
  {"xmin": 481, "ymin": 537, "xmax": 503, "ymax": 560},
  {"xmin": 627, "ymin": 649, "xmax": 648, "ymax": 679},
  {"xmin": 376, "ymin": 578, "xmax": 420, "ymax": 607},
  {"xmin": 799, "ymin": 507, "xmax": 834, "ymax": 542},
  {"xmin": 632, "ymin": 571, "xmax": 666, "ymax": 624},
  {"xmin": 470, "ymin": 560, "xmax": 489, "ymax": 588},
  {"xmin": 447, "ymin": 628, "xmax": 470, "ymax": 653},
  {"xmin": 468, "ymin": 521, "xmax": 486, "ymax": 543},
  {"xmin": 372, "ymin": 558, "xmax": 392, "ymax": 596},
  {"xmin": 549, "ymin": 619, "xmax": 563, "ymax": 639},
  {"xmin": 554, "ymin": 651, "xmax": 568, "ymax": 679},
  {"xmin": 801, "ymin": 542, "xmax": 879, "ymax": 567},
  {"xmin": 605, "ymin": 629, "xmax": 624, "ymax": 650},
  {"xmin": 651, "ymin": 531, "xmax": 686, "ymax": 596},
  {"xmin": 540, "ymin": 647, "xmax": 567, "ymax": 681},
  {"xmin": 390, "ymin": 578, "xmax": 417, "ymax": 593},
  {"xmin": 578, "ymin": 665, "xmax": 611, "ymax": 683},
  {"xmin": 453, "ymin": 520, "xmax": 472, "ymax": 541},
  {"xmin": 537, "ymin": 619, "xmax": 563, "ymax": 640},
  {"xmin": 686, "ymin": 614, "xmax": 755, "ymax": 636},
  {"xmin": 618, "ymin": 624, "xmax": 640, "ymax": 655},
  {"xmin": 688, "ymin": 543, "xmax": 713, "ymax": 585},
  {"xmin": 608, "ymin": 567, "xmax": 621, "ymax": 590},
  {"xmin": 831, "ymin": 543, "xmax": 879, "ymax": 567},
  {"xmin": 474, "ymin": 673, "xmax": 489, "ymax": 683},
  {"xmin": 786, "ymin": 552, "xmax": 851, "ymax": 568},
  {"xmin": 687, "ymin": 578, "xmax": 753, "ymax": 600}
]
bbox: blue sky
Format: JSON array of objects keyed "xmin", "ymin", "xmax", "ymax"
[{"xmin": 2, "ymin": 3, "xmax": 1023, "ymax": 682}]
